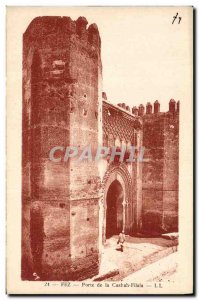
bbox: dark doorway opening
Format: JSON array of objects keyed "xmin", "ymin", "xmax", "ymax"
[{"xmin": 106, "ymin": 180, "xmax": 123, "ymax": 239}]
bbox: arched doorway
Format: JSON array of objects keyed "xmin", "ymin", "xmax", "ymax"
[{"xmin": 106, "ymin": 179, "xmax": 124, "ymax": 238}]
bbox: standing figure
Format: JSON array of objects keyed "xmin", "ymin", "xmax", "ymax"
[{"xmin": 117, "ymin": 230, "xmax": 125, "ymax": 252}]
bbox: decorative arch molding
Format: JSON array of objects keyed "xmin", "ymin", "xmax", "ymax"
[
  {"xmin": 101, "ymin": 162, "xmax": 133, "ymax": 241},
  {"xmin": 102, "ymin": 162, "xmax": 132, "ymax": 205}
]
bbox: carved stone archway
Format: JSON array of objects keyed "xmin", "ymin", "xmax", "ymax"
[
  {"xmin": 101, "ymin": 163, "xmax": 133, "ymax": 243},
  {"xmin": 106, "ymin": 179, "xmax": 124, "ymax": 238}
]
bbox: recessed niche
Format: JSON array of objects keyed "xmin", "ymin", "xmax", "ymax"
[
  {"xmin": 70, "ymin": 107, "xmax": 75, "ymax": 113},
  {"xmin": 83, "ymin": 108, "xmax": 87, "ymax": 116}
]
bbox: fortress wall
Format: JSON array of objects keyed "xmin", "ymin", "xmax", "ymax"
[
  {"xmin": 22, "ymin": 16, "xmax": 102, "ymax": 280},
  {"xmin": 162, "ymin": 105, "xmax": 179, "ymax": 232},
  {"xmin": 142, "ymin": 100, "xmax": 179, "ymax": 233}
]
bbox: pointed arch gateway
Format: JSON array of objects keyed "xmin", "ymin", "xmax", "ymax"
[
  {"xmin": 106, "ymin": 179, "xmax": 123, "ymax": 238},
  {"xmin": 102, "ymin": 163, "xmax": 133, "ymax": 242}
]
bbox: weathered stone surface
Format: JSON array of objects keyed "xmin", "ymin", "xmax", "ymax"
[
  {"xmin": 22, "ymin": 16, "xmax": 102, "ymax": 280},
  {"xmin": 142, "ymin": 108, "xmax": 179, "ymax": 234}
]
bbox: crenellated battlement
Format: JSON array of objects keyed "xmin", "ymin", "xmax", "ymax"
[
  {"xmin": 117, "ymin": 99, "xmax": 180, "ymax": 116},
  {"xmin": 23, "ymin": 16, "xmax": 101, "ymax": 50}
]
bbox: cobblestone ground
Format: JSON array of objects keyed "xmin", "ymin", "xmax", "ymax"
[{"xmin": 98, "ymin": 235, "xmax": 178, "ymax": 281}]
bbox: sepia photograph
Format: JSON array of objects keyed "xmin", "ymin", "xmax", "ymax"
[{"xmin": 6, "ymin": 6, "xmax": 193, "ymax": 294}]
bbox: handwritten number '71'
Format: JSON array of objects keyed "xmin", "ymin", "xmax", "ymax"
[{"xmin": 172, "ymin": 13, "xmax": 182, "ymax": 24}]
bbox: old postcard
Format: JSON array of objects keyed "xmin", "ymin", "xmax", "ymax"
[{"xmin": 6, "ymin": 6, "xmax": 193, "ymax": 294}]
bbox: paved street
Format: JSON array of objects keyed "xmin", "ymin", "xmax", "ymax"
[{"xmin": 97, "ymin": 235, "xmax": 178, "ymax": 281}]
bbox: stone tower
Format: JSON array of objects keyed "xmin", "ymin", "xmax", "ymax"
[
  {"xmin": 22, "ymin": 16, "xmax": 102, "ymax": 280},
  {"xmin": 142, "ymin": 100, "xmax": 179, "ymax": 233}
]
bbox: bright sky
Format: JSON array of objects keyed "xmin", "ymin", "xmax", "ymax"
[
  {"xmin": 9, "ymin": 6, "xmax": 193, "ymax": 112},
  {"xmin": 96, "ymin": 7, "xmax": 193, "ymax": 112}
]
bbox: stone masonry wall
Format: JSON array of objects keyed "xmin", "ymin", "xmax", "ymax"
[
  {"xmin": 142, "ymin": 100, "xmax": 179, "ymax": 234},
  {"xmin": 22, "ymin": 16, "xmax": 102, "ymax": 280}
]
